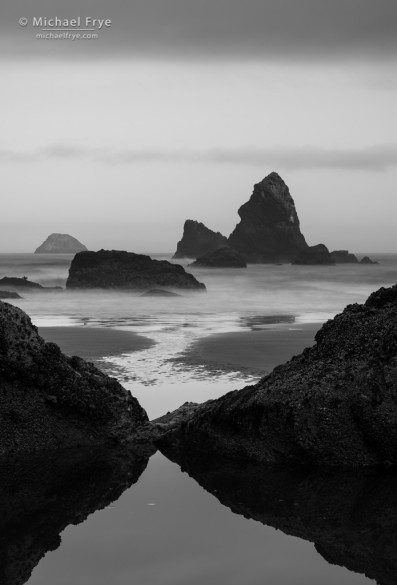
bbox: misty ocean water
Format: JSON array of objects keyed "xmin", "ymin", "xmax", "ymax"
[{"xmin": 1, "ymin": 252, "xmax": 393, "ymax": 585}]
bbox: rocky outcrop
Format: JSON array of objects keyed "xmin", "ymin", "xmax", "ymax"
[
  {"xmin": 156, "ymin": 284, "xmax": 397, "ymax": 468},
  {"xmin": 293, "ymin": 244, "xmax": 335, "ymax": 265},
  {"xmin": 158, "ymin": 451, "xmax": 397, "ymax": 585},
  {"xmin": 228, "ymin": 172, "xmax": 308, "ymax": 262},
  {"xmin": 329, "ymin": 250, "xmax": 359, "ymax": 263},
  {"xmin": 0, "ymin": 291, "xmax": 22, "ymax": 299},
  {"xmin": 0, "ymin": 277, "xmax": 43, "ymax": 289},
  {"xmin": 173, "ymin": 220, "xmax": 229, "ymax": 259},
  {"xmin": 191, "ymin": 247, "xmax": 247, "ymax": 268},
  {"xmin": 361, "ymin": 255, "xmax": 378, "ymax": 265},
  {"xmin": 34, "ymin": 233, "xmax": 88, "ymax": 254},
  {"xmin": 0, "ymin": 301, "xmax": 148, "ymax": 456},
  {"xmin": 66, "ymin": 250, "xmax": 206, "ymax": 291},
  {"xmin": 0, "ymin": 445, "xmax": 152, "ymax": 585}
]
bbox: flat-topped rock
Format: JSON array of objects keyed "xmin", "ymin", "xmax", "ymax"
[
  {"xmin": 173, "ymin": 220, "xmax": 229, "ymax": 259},
  {"xmin": 35, "ymin": 233, "xmax": 88, "ymax": 254},
  {"xmin": 329, "ymin": 250, "xmax": 359, "ymax": 263},
  {"xmin": 293, "ymin": 244, "xmax": 335, "ymax": 265},
  {"xmin": 156, "ymin": 284, "xmax": 397, "ymax": 468},
  {"xmin": 228, "ymin": 172, "xmax": 308, "ymax": 262},
  {"xmin": 191, "ymin": 247, "xmax": 247, "ymax": 268},
  {"xmin": 66, "ymin": 250, "xmax": 206, "ymax": 291},
  {"xmin": 0, "ymin": 301, "xmax": 148, "ymax": 456}
]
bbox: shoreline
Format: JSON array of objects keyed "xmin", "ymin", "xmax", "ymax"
[
  {"xmin": 38, "ymin": 326, "xmax": 155, "ymax": 362},
  {"xmin": 173, "ymin": 322, "xmax": 322, "ymax": 377}
]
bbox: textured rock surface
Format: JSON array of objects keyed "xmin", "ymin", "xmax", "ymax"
[
  {"xmin": 329, "ymin": 250, "xmax": 359, "ymax": 263},
  {"xmin": 173, "ymin": 220, "xmax": 229, "ymax": 259},
  {"xmin": 0, "ymin": 445, "xmax": 152, "ymax": 585},
  {"xmin": 158, "ymin": 451, "xmax": 397, "ymax": 585},
  {"xmin": 157, "ymin": 284, "xmax": 397, "ymax": 468},
  {"xmin": 34, "ymin": 233, "xmax": 88, "ymax": 254},
  {"xmin": 66, "ymin": 250, "xmax": 206, "ymax": 290},
  {"xmin": 0, "ymin": 301, "xmax": 148, "ymax": 456},
  {"xmin": 228, "ymin": 172, "xmax": 308, "ymax": 262},
  {"xmin": 191, "ymin": 247, "xmax": 247, "ymax": 268},
  {"xmin": 293, "ymin": 244, "xmax": 335, "ymax": 265}
]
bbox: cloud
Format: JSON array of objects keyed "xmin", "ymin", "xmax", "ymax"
[
  {"xmin": 2, "ymin": 0, "xmax": 397, "ymax": 62},
  {"xmin": 1, "ymin": 143, "xmax": 397, "ymax": 172}
]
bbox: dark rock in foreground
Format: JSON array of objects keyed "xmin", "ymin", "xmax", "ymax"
[
  {"xmin": 0, "ymin": 301, "xmax": 148, "ymax": 456},
  {"xmin": 141, "ymin": 289, "xmax": 182, "ymax": 297},
  {"xmin": 191, "ymin": 247, "xmax": 247, "ymax": 268},
  {"xmin": 329, "ymin": 250, "xmax": 359, "ymax": 263},
  {"xmin": 0, "ymin": 445, "xmax": 152, "ymax": 585},
  {"xmin": 158, "ymin": 451, "xmax": 397, "ymax": 585},
  {"xmin": 66, "ymin": 250, "xmax": 206, "ymax": 291},
  {"xmin": 361, "ymin": 255, "xmax": 378, "ymax": 265},
  {"xmin": 228, "ymin": 172, "xmax": 308, "ymax": 262},
  {"xmin": 0, "ymin": 291, "xmax": 22, "ymax": 299},
  {"xmin": 156, "ymin": 284, "xmax": 397, "ymax": 468},
  {"xmin": 34, "ymin": 233, "xmax": 88, "ymax": 254},
  {"xmin": 173, "ymin": 220, "xmax": 229, "ymax": 259},
  {"xmin": 293, "ymin": 244, "xmax": 335, "ymax": 265}
]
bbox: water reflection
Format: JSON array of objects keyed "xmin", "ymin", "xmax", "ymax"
[
  {"xmin": 0, "ymin": 446, "xmax": 151, "ymax": 585},
  {"xmin": 160, "ymin": 446, "xmax": 397, "ymax": 585}
]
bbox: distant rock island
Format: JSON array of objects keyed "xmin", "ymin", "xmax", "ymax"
[
  {"xmin": 173, "ymin": 220, "xmax": 229, "ymax": 259},
  {"xmin": 0, "ymin": 277, "xmax": 61, "ymax": 291},
  {"xmin": 191, "ymin": 247, "xmax": 247, "ymax": 268},
  {"xmin": 155, "ymin": 283, "xmax": 397, "ymax": 468},
  {"xmin": 66, "ymin": 250, "xmax": 206, "ymax": 291},
  {"xmin": 35, "ymin": 233, "xmax": 88, "ymax": 254},
  {"xmin": 173, "ymin": 172, "xmax": 377, "ymax": 265},
  {"xmin": 0, "ymin": 290, "xmax": 22, "ymax": 299}
]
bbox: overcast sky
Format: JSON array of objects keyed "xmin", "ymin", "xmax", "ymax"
[{"xmin": 1, "ymin": 0, "xmax": 396, "ymax": 252}]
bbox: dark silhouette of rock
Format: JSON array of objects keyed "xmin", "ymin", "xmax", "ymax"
[
  {"xmin": 0, "ymin": 291, "xmax": 22, "ymax": 299},
  {"xmin": 34, "ymin": 233, "xmax": 88, "ymax": 254},
  {"xmin": 0, "ymin": 445, "xmax": 152, "ymax": 585},
  {"xmin": 191, "ymin": 247, "xmax": 247, "ymax": 268},
  {"xmin": 173, "ymin": 220, "xmax": 229, "ymax": 259},
  {"xmin": 155, "ymin": 284, "xmax": 397, "ymax": 468},
  {"xmin": 66, "ymin": 250, "xmax": 206, "ymax": 291},
  {"xmin": 158, "ymin": 450, "xmax": 397, "ymax": 585},
  {"xmin": 0, "ymin": 301, "xmax": 148, "ymax": 457},
  {"xmin": 141, "ymin": 289, "xmax": 182, "ymax": 297},
  {"xmin": 0, "ymin": 277, "xmax": 62, "ymax": 292},
  {"xmin": 293, "ymin": 244, "xmax": 335, "ymax": 265},
  {"xmin": 228, "ymin": 172, "xmax": 308, "ymax": 262},
  {"xmin": 329, "ymin": 250, "xmax": 359, "ymax": 263},
  {"xmin": 361, "ymin": 255, "xmax": 378, "ymax": 265}
]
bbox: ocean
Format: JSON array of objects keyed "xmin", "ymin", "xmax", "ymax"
[{"xmin": 1, "ymin": 251, "xmax": 395, "ymax": 585}]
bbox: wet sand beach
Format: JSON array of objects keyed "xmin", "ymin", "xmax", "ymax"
[
  {"xmin": 177, "ymin": 323, "xmax": 322, "ymax": 376},
  {"xmin": 39, "ymin": 326, "xmax": 155, "ymax": 361}
]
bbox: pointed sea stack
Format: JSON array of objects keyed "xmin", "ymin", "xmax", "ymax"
[
  {"xmin": 228, "ymin": 172, "xmax": 308, "ymax": 263},
  {"xmin": 173, "ymin": 220, "xmax": 229, "ymax": 259},
  {"xmin": 35, "ymin": 233, "xmax": 88, "ymax": 254}
]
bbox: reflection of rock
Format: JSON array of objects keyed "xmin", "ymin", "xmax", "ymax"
[
  {"xmin": 66, "ymin": 250, "xmax": 206, "ymax": 291},
  {"xmin": 159, "ymin": 449, "xmax": 397, "ymax": 585},
  {"xmin": 173, "ymin": 220, "xmax": 229, "ymax": 259},
  {"xmin": 157, "ymin": 284, "xmax": 397, "ymax": 468},
  {"xmin": 141, "ymin": 289, "xmax": 182, "ymax": 297},
  {"xmin": 0, "ymin": 446, "xmax": 151, "ymax": 585},
  {"xmin": 34, "ymin": 233, "xmax": 88, "ymax": 254},
  {"xmin": 0, "ymin": 301, "xmax": 148, "ymax": 457},
  {"xmin": 0, "ymin": 291, "xmax": 22, "ymax": 299},
  {"xmin": 293, "ymin": 244, "xmax": 335, "ymax": 265},
  {"xmin": 361, "ymin": 256, "xmax": 378, "ymax": 265},
  {"xmin": 329, "ymin": 250, "xmax": 359, "ymax": 263},
  {"xmin": 191, "ymin": 247, "xmax": 247, "ymax": 268},
  {"xmin": 228, "ymin": 172, "xmax": 308, "ymax": 262}
]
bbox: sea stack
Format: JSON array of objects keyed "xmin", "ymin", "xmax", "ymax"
[
  {"xmin": 66, "ymin": 250, "xmax": 206, "ymax": 290},
  {"xmin": 0, "ymin": 301, "xmax": 148, "ymax": 456},
  {"xmin": 34, "ymin": 233, "xmax": 88, "ymax": 254},
  {"xmin": 191, "ymin": 247, "xmax": 247, "ymax": 268},
  {"xmin": 228, "ymin": 172, "xmax": 308, "ymax": 262},
  {"xmin": 155, "ymin": 284, "xmax": 397, "ymax": 468},
  {"xmin": 173, "ymin": 220, "xmax": 229, "ymax": 259}
]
